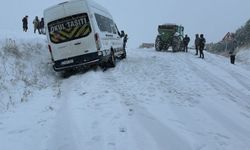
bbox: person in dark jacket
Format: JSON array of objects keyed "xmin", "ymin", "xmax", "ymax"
[
  {"xmin": 39, "ymin": 18, "xmax": 45, "ymax": 34},
  {"xmin": 183, "ymin": 34, "xmax": 190, "ymax": 52},
  {"xmin": 199, "ymin": 34, "xmax": 206, "ymax": 59},
  {"xmin": 194, "ymin": 34, "xmax": 200, "ymax": 55},
  {"xmin": 123, "ymin": 34, "xmax": 128, "ymax": 50},
  {"xmin": 22, "ymin": 15, "xmax": 28, "ymax": 32},
  {"xmin": 120, "ymin": 30, "xmax": 125, "ymax": 37},
  {"xmin": 33, "ymin": 16, "xmax": 41, "ymax": 34},
  {"xmin": 228, "ymin": 34, "xmax": 237, "ymax": 64}
]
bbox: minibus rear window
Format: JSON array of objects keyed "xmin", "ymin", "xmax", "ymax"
[{"xmin": 48, "ymin": 13, "xmax": 91, "ymax": 44}]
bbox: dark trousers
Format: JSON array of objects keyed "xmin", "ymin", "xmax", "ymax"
[
  {"xmin": 199, "ymin": 45, "xmax": 204, "ymax": 59},
  {"xmin": 230, "ymin": 55, "xmax": 235, "ymax": 64},
  {"xmin": 34, "ymin": 27, "xmax": 41, "ymax": 34},
  {"xmin": 199, "ymin": 50, "xmax": 204, "ymax": 58},
  {"xmin": 184, "ymin": 45, "xmax": 188, "ymax": 52},
  {"xmin": 123, "ymin": 42, "xmax": 127, "ymax": 50},
  {"xmin": 23, "ymin": 25, "xmax": 28, "ymax": 32},
  {"xmin": 195, "ymin": 45, "xmax": 199, "ymax": 55}
]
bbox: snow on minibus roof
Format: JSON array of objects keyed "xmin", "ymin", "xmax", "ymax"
[
  {"xmin": 162, "ymin": 23, "xmax": 177, "ymax": 26},
  {"xmin": 44, "ymin": 0, "xmax": 111, "ymax": 17}
]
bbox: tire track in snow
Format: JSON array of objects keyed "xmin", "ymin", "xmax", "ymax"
[
  {"xmin": 101, "ymin": 53, "xmax": 193, "ymax": 150},
  {"xmin": 47, "ymin": 79, "xmax": 82, "ymax": 150},
  {"xmin": 48, "ymin": 74, "xmax": 112, "ymax": 150},
  {"xmin": 229, "ymin": 72, "xmax": 250, "ymax": 91},
  {"xmin": 102, "ymin": 73, "xmax": 193, "ymax": 150},
  {"xmin": 73, "ymin": 72, "xmax": 133, "ymax": 150},
  {"xmin": 184, "ymin": 55, "xmax": 250, "ymax": 108},
  {"xmin": 167, "ymin": 53, "xmax": 250, "ymax": 148},
  {"xmin": 133, "ymin": 105, "xmax": 193, "ymax": 150},
  {"xmin": 183, "ymin": 56, "xmax": 250, "ymax": 141},
  {"xmin": 203, "ymin": 56, "xmax": 250, "ymax": 91}
]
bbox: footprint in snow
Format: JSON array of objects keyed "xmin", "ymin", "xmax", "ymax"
[
  {"xmin": 119, "ymin": 127, "xmax": 127, "ymax": 133},
  {"xmin": 80, "ymin": 92, "xmax": 87, "ymax": 96}
]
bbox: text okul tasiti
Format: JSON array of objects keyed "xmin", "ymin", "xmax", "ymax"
[{"xmin": 49, "ymin": 18, "xmax": 88, "ymax": 32}]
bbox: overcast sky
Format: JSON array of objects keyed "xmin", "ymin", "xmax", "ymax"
[{"xmin": 0, "ymin": 0, "xmax": 249, "ymax": 47}]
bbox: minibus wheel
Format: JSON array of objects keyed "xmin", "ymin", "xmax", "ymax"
[
  {"xmin": 121, "ymin": 49, "xmax": 127, "ymax": 59},
  {"xmin": 108, "ymin": 50, "xmax": 116, "ymax": 67}
]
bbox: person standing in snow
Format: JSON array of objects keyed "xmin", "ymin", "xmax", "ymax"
[
  {"xmin": 228, "ymin": 34, "xmax": 237, "ymax": 64},
  {"xmin": 22, "ymin": 15, "xmax": 28, "ymax": 32},
  {"xmin": 120, "ymin": 30, "xmax": 125, "ymax": 37},
  {"xmin": 123, "ymin": 34, "xmax": 128, "ymax": 50},
  {"xmin": 39, "ymin": 18, "xmax": 45, "ymax": 34},
  {"xmin": 199, "ymin": 34, "xmax": 206, "ymax": 59},
  {"xmin": 183, "ymin": 34, "xmax": 190, "ymax": 52},
  {"xmin": 33, "ymin": 16, "xmax": 41, "ymax": 34},
  {"xmin": 194, "ymin": 34, "xmax": 200, "ymax": 55}
]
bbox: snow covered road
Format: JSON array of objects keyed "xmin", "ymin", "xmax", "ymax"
[{"xmin": 1, "ymin": 48, "xmax": 250, "ymax": 150}]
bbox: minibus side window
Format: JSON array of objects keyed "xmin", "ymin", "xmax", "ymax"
[{"xmin": 95, "ymin": 13, "xmax": 116, "ymax": 34}]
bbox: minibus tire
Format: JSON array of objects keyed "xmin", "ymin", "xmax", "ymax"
[{"xmin": 108, "ymin": 50, "xmax": 116, "ymax": 67}]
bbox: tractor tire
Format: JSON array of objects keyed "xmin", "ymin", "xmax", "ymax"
[
  {"xmin": 172, "ymin": 36, "xmax": 181, "ymax": 52},
  {"xmin": 155, "ymin": 36, "xmax": 163, "ymax": 51},
  {"xmin": 163, "ymin": 44, "xmax": 169, "ymax": 51}
]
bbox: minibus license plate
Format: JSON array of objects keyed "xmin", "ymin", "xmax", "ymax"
[{"xmin": 61, "ymin": 59, "xmax": 74, "ymax": 65}]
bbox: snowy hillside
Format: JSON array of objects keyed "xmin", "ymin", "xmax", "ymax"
[
  {"xmin": 237, "ymin": 47, "xmax": 250, "ymax": 69},
  {"xmin": 0, "ymin": 34, "xmax": 57, "ymax": 112},
  {"xmin": 1, "ymin": 37, "xmax": 250, "ymax": 150}
]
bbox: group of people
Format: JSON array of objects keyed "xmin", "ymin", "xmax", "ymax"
[
  {"xmin": 22, "ymin": 15, "xmax": 45, "ymax": 34},
  {"xmin": 183, "ymin": 33, "xmax": 237, "ymax": 64},
  {"xmin": 182, "ymin": 34, "xmax": 206, "ymax": 59},
  {"xmin": 194, "ymin": 34, "xmax": 206, "ymax": 59}
]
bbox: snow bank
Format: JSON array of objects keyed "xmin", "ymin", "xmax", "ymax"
[
  {"xmin": 236, "ymin": 47, "xmax": 250, "ymax": 70},
  {"xmin": 0, "ymin": 29, "xmax": 46, "ymax": 41},
  {"xmin": 0, "ymin": 33, "xmax": 55, "ymax": 112},
  {"xmin": 237, "ymin": 47, "xmax": 250, "ymax": 64}
]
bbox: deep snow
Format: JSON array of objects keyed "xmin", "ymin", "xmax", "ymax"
[
  {"xmin": 237, "ymin": 47, "xmax": 250, "ymax": 70},
  {"xmin": 0, "ymin": 36, "xmax": 250, "ymax": 150}
]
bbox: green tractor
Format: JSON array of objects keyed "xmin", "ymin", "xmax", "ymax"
[{"xmin": 155, "ymin": 24, "xmax": 184, "ymax": 52}]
